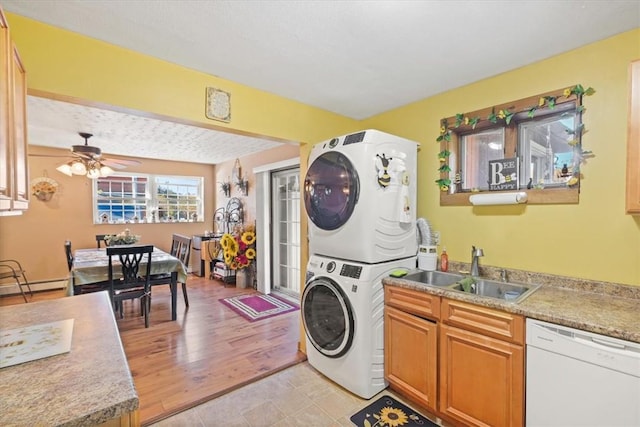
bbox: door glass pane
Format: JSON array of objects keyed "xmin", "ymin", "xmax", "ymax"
[{"xmin": 272, "ymin": 168, "xmax": 301, "ymax": 296}]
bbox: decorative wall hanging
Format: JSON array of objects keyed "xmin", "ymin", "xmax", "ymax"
[
  {"xmin": 205, "ymin": 87, "xmax": 231, "ymax": 122},
  {"xmin": 219, "ymin": 179, "xmax": 231, "ymax": 197},
  {"xmin": 31, "ymin": 176, "xmax": 58, "ymax": 201}
]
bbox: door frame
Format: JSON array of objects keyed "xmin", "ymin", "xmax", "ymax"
[{"xmin": 253, "ymin": 157, "xmax": 300, "ymax": 294}]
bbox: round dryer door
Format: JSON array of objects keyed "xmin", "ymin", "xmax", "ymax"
[
  {"xmin": 301, "ymin": 276, "xmax": 355, "ymax": 358},
  {"xmin": 304, "ymin": 151, "xmax": 359, "ymax": 231}
]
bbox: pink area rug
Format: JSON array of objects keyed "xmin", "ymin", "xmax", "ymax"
[{"xmin": 219, "ymin": 293, "xmax": 299, "ymax": 322}]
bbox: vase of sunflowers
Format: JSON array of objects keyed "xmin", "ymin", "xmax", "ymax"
[{"xmin": 220, "ymin": 224, "xmax": 256, "ymax": 288}]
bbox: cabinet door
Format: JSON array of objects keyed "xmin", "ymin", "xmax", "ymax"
[
  {"xmin": 0, "ymin": 10, "xmax": 10, "ymax": 210},
  {"xmin": 627, "ymin": 59, "xmax": 640, "ymax": 214},
  {"xmin": 439, "ymin": 324, "xmax": 524, "ymax": 427},
  {"xmin": 10, "ymin": 41, "xmax": 28, "ymax": 210},
  {"xmin": 384, "ymin": 305, "xmax": 438, "ymax": 412}
]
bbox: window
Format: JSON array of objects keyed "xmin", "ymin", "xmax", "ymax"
[
  {"xmin": 518, "ymin": 113, "xmax": 576, "ymax": 188},
  {"xmin": 94, "ymin": 173, "xmax": 203, "ymax": 224},
  {"xmin": 460, "ymin": 128, "xmax": 504, "ymax": 191},
  {"xmin": 439, "ymin": 87, "xmax": 587, "ymax": 205}
]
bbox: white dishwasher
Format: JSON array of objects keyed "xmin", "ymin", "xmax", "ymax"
[{"xmin": 526, "ymin": 319, "xmax": 640, "ymax": 427}]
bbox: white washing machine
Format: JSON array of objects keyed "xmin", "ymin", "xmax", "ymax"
[
  {"xmin": 304, "ymin": 129, "xmax": 418, "ymax": 264},
  {"xmin": 301, "ymin": 254, "xmax": 416, "ymax": 399}
]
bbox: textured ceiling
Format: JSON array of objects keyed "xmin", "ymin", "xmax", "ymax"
[
  {"xmin": 27, "ymin": 96, "xmax": 285, "ymax": 165},
  {"xmin": 5, "ymin": 0, "xmax": 640, "ymax": 164}
]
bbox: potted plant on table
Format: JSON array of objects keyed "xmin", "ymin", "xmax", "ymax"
[
  {"xmin": 221, "ymin": 224, "xmax": 256, "ymax": 288},
  {"xmin": 105, "ymin": 229, "xmax": 141, "ymax": 246}
]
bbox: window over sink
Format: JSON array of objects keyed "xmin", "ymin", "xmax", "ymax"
[
  {"xmin": 437, "ymin": 85, "xmax": 594, "ymax": 205},
  {"xmin": 93, "ymin": 173, "xmax": 204, "ymax": 224}
]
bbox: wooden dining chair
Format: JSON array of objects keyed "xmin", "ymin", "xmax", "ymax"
[
  {"xmin": 0, "ymin": 259, "xmax": 32, "ymax": 303},
  {"xmin": 64, "ymin": 240, "xmax": 74, "ymax": 271},
  {"xmin": 150, "ymin": 234, "xmax": 192, "ymax": 307},
  {"xmin": 67, "ymin": 240, "xmax": 109, "ymax": 295},
  {"xmin": 107, "ymin": 245, "xmax": 154, "ymax": 328},
  {"xmin": 96, "ymin": 234, "xmax": 107, "ymax": 248}
]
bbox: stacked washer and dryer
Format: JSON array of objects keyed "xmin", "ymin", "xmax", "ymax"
[{"xmin": 301, "ymin": 129, "xmax": 418, "ymax": 399}]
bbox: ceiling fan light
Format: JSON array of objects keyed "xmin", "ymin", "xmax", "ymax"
[
  {"xmin": 56, "ymin": 163, "xmax": 73, "ymax": 177},
  {"xmin": 99, "ymin": 165, "xmax": 114, "ymax": 177},
  {"xmin": 87, "ymin": 167, "xmax": 101, "ymax": 179},
  {"xmin": 70, "ymin": 161, "xmax": 87, "ymax": 175}
]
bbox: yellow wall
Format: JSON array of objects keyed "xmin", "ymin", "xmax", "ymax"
[
  {"xmin": 364, "ymin": 29, "xmax": 640, "ymax": 286},
  {"xmin": 6, "ymin": 13, "xmax": 359, "ymax": 145}
]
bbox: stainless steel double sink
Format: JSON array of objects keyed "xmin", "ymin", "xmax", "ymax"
[{"xmin": 401, "ymin": 270, "xmax": 540, "ymax": 304}]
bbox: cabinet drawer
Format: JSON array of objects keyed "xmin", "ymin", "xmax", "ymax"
[
  {"xmin": 385, "ymin": 286, "xmax": 440, "ymax": 321},
  {"xmin": 441, "ymin": 298, "xmax": 524, "ymax": 344}
]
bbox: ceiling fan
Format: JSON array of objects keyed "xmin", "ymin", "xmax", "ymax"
[{"xmin": 32, "ymin": 132, "xmax": 141, "ymax": 179}]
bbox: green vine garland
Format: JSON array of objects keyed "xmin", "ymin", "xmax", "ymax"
[{"xmin": 435, "ymin": 84, "xmax": 595, "ymax": 192}]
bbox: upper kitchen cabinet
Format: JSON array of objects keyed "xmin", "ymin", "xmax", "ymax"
[
  {"xmin": 627, "ymin": 60, "xmax": 640, "ymax": 214},
  {"xmin": 0, "ymin": 7, "xmax": 29, "ymax": 213}
]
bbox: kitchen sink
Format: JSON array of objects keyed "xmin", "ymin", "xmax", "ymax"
[
  {"xmin": 402, "ymin": 270, "xmax": 464, "ymax": 287},
  {"xmin": 448, "ymin": 278, "xmax": 540, "ymax": 303}
]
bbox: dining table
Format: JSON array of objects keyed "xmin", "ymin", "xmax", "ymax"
[{"xmin": 70, "ymin": 247, "xmax": 188, "ymax": 321}]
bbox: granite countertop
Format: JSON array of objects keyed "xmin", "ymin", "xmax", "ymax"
[
  {"xmin": 0, "ymin": 292, "xmax": 138, "ymax": 426},
  {"xmin": 383, "ymin": 268, "xmax": 640, "ymax": 344}
]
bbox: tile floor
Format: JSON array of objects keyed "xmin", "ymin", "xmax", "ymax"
[{"xmin": 150, "ymin": 361, "xmax": 441, "ymax": 427}]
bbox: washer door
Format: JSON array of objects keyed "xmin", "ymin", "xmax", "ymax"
[
  {"xmin": 304, "ymin": 151, "xmax": 359, "ymax": 231},
  {"xmin": 302, "ymin": 276, "xmax": 355, "ymax": 358}
]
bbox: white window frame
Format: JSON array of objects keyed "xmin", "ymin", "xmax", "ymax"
[{"xmin": 93, "ymin": 172, "xmax": 204, "ymax": 224}]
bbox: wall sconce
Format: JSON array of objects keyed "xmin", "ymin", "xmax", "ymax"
[
  {"xmin": 236, "ymin": 177, "xmax": 249, "ymax": 196},
  {"xmin": 232, "ymin": 158, "xmax": 242, "ymax": 184}
]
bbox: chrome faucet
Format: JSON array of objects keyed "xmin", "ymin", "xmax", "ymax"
[{"xmin": 471, "ymin": 246, "xmax": 484, "ymax": 277}]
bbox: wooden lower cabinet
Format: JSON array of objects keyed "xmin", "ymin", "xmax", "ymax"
[
  {"xmin": 384, "ymin": 287, "xmax": 525, "ymax": 427},
  {"xmin": 384, "ymin": 305, "xmax": 438, "ymax": 413},
  {"xmin": 439, "ymin": 324, "xmax": 524, "ymax": 427}
]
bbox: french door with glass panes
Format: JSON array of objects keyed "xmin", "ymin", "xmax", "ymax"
[{"xmin": 271, "ymin": 168, "xmax": 300, "ymax": 296}]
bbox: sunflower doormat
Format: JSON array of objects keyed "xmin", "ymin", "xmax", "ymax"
[{"xmin": 350, "ymin": 395, "xmax": 438, "ymax": 427}]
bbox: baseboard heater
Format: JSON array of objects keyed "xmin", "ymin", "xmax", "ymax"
[{"xmin": 0, "ymin": 278, "xmax": 68, "ymax": 296}]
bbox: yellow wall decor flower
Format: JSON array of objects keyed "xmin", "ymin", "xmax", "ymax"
[{"xmin": 31, "ymin": 177, "xmax": 58, "ymax": 201}]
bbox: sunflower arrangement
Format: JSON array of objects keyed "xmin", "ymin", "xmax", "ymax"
[{"xmin": 220, "ymin": 224, "xmax": 256, "ymax": 270}]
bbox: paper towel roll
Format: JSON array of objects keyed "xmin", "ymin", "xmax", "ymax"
[{"xmin": 469, "ymin": 191, "xmax": 528, "ymax": 206}]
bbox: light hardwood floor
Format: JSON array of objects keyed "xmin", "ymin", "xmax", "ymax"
[{"xmin": 0, "ymin": 276, "xmax": 306, "ymax": 426}]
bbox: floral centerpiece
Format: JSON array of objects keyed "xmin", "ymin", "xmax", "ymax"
[
  {"xmin": 105, "ymin": 229, "xmax": 140, "ymax": 246},
  {"xmin": 220, "ymin": 225, "xmax": 256, "ymax": 270}
]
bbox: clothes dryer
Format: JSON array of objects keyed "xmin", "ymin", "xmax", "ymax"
[
  {"xmin": 304, "ymin": 129, "xmax": 418, "ymax": 264},
  {"xmin": 301, "ymin": 254, "xmax": 415, "ymax": 399}
]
